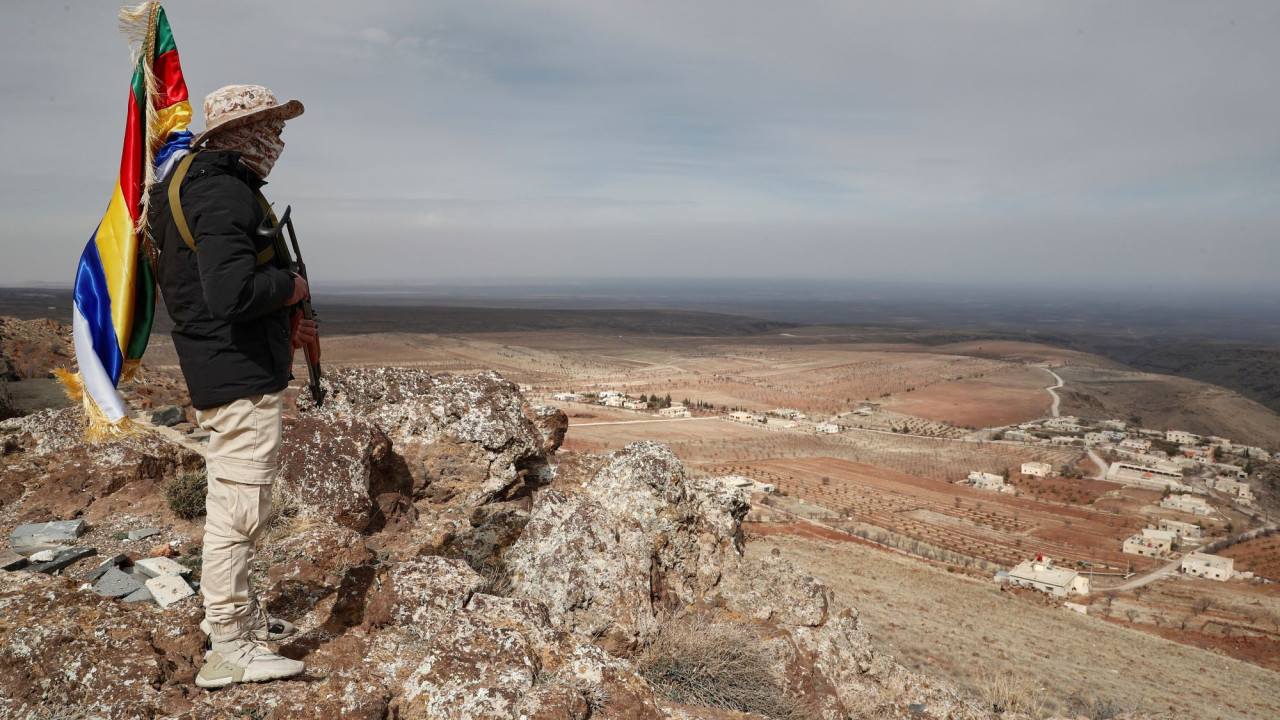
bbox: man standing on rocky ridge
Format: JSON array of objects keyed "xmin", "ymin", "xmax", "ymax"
[{"xmin": 148, "ymin": 84, "xmax": 317, "ymax": 688}]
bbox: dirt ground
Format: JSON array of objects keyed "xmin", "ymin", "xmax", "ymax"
[
  {"xmin": 887, "ymin": 364, "xmax": 1054, "ymax": 427},
  {"xmin": 748, "ymin": 533, "xmax": 1280, "ymax": 720},
  {"xmin": 1219, "ymin": 533, "xmax": 1280, "ymax": 581}
]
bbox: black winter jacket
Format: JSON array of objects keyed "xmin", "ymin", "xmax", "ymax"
[{"xmin": 148, "ymin": 151, "xmax": 295, "ymax": 410}]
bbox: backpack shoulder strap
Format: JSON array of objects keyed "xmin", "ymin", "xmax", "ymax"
[
  {"xmin": 168, "ymin": 152, "xmax": 277, "ymax": 266},
  {"xmin": 168, "ymin": 152, "xmax": 200, "ymax": 254}
]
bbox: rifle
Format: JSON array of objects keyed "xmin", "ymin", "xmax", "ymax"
[{"xmin": 258, "ymin": 205, "xmax": 325, "ymax": 406}]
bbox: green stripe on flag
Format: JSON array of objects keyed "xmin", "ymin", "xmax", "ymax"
[
  {"xmin": 125, "ymin": 252, "xmax": 155, "ymax": 361},
  {"xmin": 154, "ymin": 7, "xmax": 177, "ymax": 58},
  {"xmin": 130, "ymin": 64, "xmax": 146, "ymax": 115}
]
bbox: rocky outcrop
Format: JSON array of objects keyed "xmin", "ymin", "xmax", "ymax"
[
  {"xmin": 305, "ymin": 368, "xmax": 547, "ymax": 508},
  {"xmin": 0, "ymin": 407, "xmax": 203, "ymax": 522},
  {"xmin": 1, "ymin": 367, "xmax": 1031, "ymax": 719}
]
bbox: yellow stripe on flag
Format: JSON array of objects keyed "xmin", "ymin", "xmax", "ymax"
[
  {"xmin": 93, "ymin": 184, "xmax": 138, "ymax": 355},
  {"xmin": 154, "ymin": 100, "xmax": 193, "ymax": 144}
]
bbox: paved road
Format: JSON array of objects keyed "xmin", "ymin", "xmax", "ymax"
[{"xmin": 1113, "ymin": 557, "xmax": 1182, "ymax": 591}]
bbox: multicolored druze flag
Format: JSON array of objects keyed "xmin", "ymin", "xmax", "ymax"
[{"xmin": 59, "ymin": 2, "xmax": 193, "ymax": 439}]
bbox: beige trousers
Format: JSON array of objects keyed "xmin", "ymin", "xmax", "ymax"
[{"xmin": 196, "ymin": 392, "xmax": 283, "ymax": 636}]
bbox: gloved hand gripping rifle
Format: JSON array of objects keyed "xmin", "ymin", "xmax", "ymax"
[{"xmin": 258, "ymin": 206, "xmax": 325, "ymax": 406}]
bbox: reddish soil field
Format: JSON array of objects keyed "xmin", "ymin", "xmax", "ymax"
[
  {"xmin": 1006, "ymin": 474, "xmax": 1115, "ymax": 506},
  {"xmin": 705, "ymin": 456, "xmax": 1140, "ymax": 570},
  {"xmin": 1219, "ymin": 533, "xmax": 1280, "ymax": 579},
  {"xmin": 888, "ymin": 365, "xmax": 1052, "ymax": 427}
]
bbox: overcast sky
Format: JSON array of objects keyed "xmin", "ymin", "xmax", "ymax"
[{"xmin": 2, "ymin": 1, "xmax": 1278, "ymax": 290}]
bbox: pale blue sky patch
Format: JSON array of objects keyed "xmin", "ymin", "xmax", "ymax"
[{"xmin": 1, "ymin": 0, "xmax": 1278, "ymax": 291}]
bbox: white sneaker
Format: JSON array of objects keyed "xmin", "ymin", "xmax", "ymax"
[{"xmin": 195, "ymin": 636, "xmax": 305, "ymax": 688}]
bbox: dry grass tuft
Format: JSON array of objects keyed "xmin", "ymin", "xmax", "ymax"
[
  {"xmin": 974, "ymin": 669, "xmax": 1047, "ymax": 717},
  {"xmin": 638, "ymin": 616, "xmax": 804, "ymax": 718},
  {"xmin": 166, "ymin": 471, "xmax": 207, "ymax": 520}
]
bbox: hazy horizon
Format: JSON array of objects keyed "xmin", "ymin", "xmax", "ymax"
[{"xmin": 3, "ymin": 2, "xmax": 1279, "ymax": 292}]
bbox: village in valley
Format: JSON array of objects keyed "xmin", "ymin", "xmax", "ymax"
[{"xmin": 521, "ymin": 346, "xmax": 1279, "ymax": 688}]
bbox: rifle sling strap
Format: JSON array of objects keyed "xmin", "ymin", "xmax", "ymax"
[{"xmin": 168, "ymin": 152, "xmax": 277, "ymax": 266}]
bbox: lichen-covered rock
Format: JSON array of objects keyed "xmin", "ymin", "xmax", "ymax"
[
  {"xmin": 718, "ymin": 552, "xmax": 832, "ymax": 627},
  {"xmin": 304, "ymin": 368, "xmax": 546, "ymax": 507},
  {"xmin": 366, "ymin": 555, "xmax": 483, "ymax": 631},
  {"xmin": 263, "ymin": 522, "xmax": 375, "ymax": 628},
  {"xmin": 505, "ymin": 442, "xmax": 748, "ymax": 646},
  {"xmin": 504, "ymin": 488, "xmax": 640, "ymax": 641},
  {"xmin": 0, "ymin": 571, "xmax": 202, "ymax": 719},
  {"xmin": 397, "ymin": 611, "xmax": 540, "ymax": 720},
  {"xmin": 527, "ymin": 404, "xmax": 568, "ymax": 454},
  {"xmin": 277, "ymin": 412, "xmax": 392, "ymax": 531}
]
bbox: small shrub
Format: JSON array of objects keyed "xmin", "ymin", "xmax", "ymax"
[
  {"xmin": 166, "ymin": 472, "xmax": 207, "ymax": 520},
  {"xmin": 638, "ymin": 616, "xmax": 802, "ymax": 718}
]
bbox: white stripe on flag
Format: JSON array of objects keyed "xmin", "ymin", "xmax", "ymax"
[{"xmin": 72, "ymin": 304, "xmax": 129, "ymax": 423}]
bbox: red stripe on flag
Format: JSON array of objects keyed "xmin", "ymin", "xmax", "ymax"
[
  {"xmin": 152, "ymin": 49, "xmax": 189, "ymax": 107},
  {"xmin": 118, "ymin": 88, "xmax": 144, "ymax": 225}
]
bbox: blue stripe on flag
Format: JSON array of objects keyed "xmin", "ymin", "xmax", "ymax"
[
  {"xmin": 154, "ymin": 131, "xmax": 193, "ymax": 179},
  {"xmin": 73, "ymin": 237, "xmax": 124, "ymax": 384}
]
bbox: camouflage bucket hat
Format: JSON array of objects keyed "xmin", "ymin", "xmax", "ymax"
[{"xmin": 190, "ymin": 85, "xmax": 304, "ymax": 147}]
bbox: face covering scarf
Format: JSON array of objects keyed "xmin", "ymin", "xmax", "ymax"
[{"xmin": 206, "ymin": 119, "xmax": 286, "ymax": 178}]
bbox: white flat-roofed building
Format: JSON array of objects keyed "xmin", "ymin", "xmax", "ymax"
[
  {"xmin": 1161, "ymin": 494, "xmax": 1210, "ymax": 516},
  {"xmin": 1158, "ymin": 519, "xmax": 1203, "ymax": 540},
  {"xmin": 598, "ymin": 390, "xmax": 623, "ymax": 399},
  {"xmin": 1107, "ymin": 461, "xmax": 1188, "ymax": 490},
  {"xmin": 553, "ymin": 392, "xmax": 580, "ymax": 402},
  {"xmin": 1207, "ymin": 476, "xmax": 1254, "ymax": 504},
  {"xmin": 1021, "ymin": 462, "xmax": 1052, "ymax": 477},
  {"xmin": 1000, "ymin": 557, "xmax": 1090, "ymax": 597},
  {"xmin": 1181, "ymin": 552, "xmax": 1233, "ymax": 581},
  {"xmin": 1167, "ymin": 430, "xmax": 1200, "ymax": 444},
  {"xmin": 814, "ymin": 423, "xmax": 840, "ymax": 434},
  {"xmin": 1120, "ymin": 438, "xmax": 1152, "ymax": 452},
  {"xmin": 658, "ymin": 405, "xmax": 691, "ymax": 418},
  {"xmin": 968, "ymin": 471, "xmax": 1012, "ymax": 493},
  {"xmin": 603, "ymin": 396, "xmax": 625, "ymax": 407},
  {"xmin": 1083, "ymin": 432, "xmax": 1111, "ymax": 446},
  {"xmin": 728, "ymin": 411, "xmax": 763, "ymax": 423},
  {"xmin": 1003, "ymin": 430, "xmax": 1033, "ymax": 442},
  {"xmin": 1123, "ymin": 529, "xmax": 1176, "ymax": 557}
]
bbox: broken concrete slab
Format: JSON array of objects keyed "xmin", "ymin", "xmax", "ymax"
[
  {"xmin": 8, "ymin": 519, "xmax": 86, "ymax": 546},
  {"xmin": 150, "ymin": 406, "xmax": 184, "ymax": 427},
  {"xmin": 0, "ymin": 548, "xmax": 28, "ymax": 571},
  {"xmin": 127, "ymin": 528, "xmax": 160, "ymax": 542},
  {"xmin": 122, "ymin": 586, "xmax": 154, "ymax": 604},
  {"xmin": 26, "ymin": 547, "xmax": 97, "ymax": 574},
  {"xmin": 10, "ymin": 544, "xmax": 59, "ymax": 557},
  {"xmin": 134, "ymin": 556, "xmax": 188, "ymax": 578},
  {"xmin": 83, "ymin": 554, "xmax": 129, "ymax": 582},
  {"xmin": 92, "ymin": 568, "xmax": 145, "ymax": 598},
  {"xmin": 146, "ymin": 574, "xmax": 194, "ymax": 608}
]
